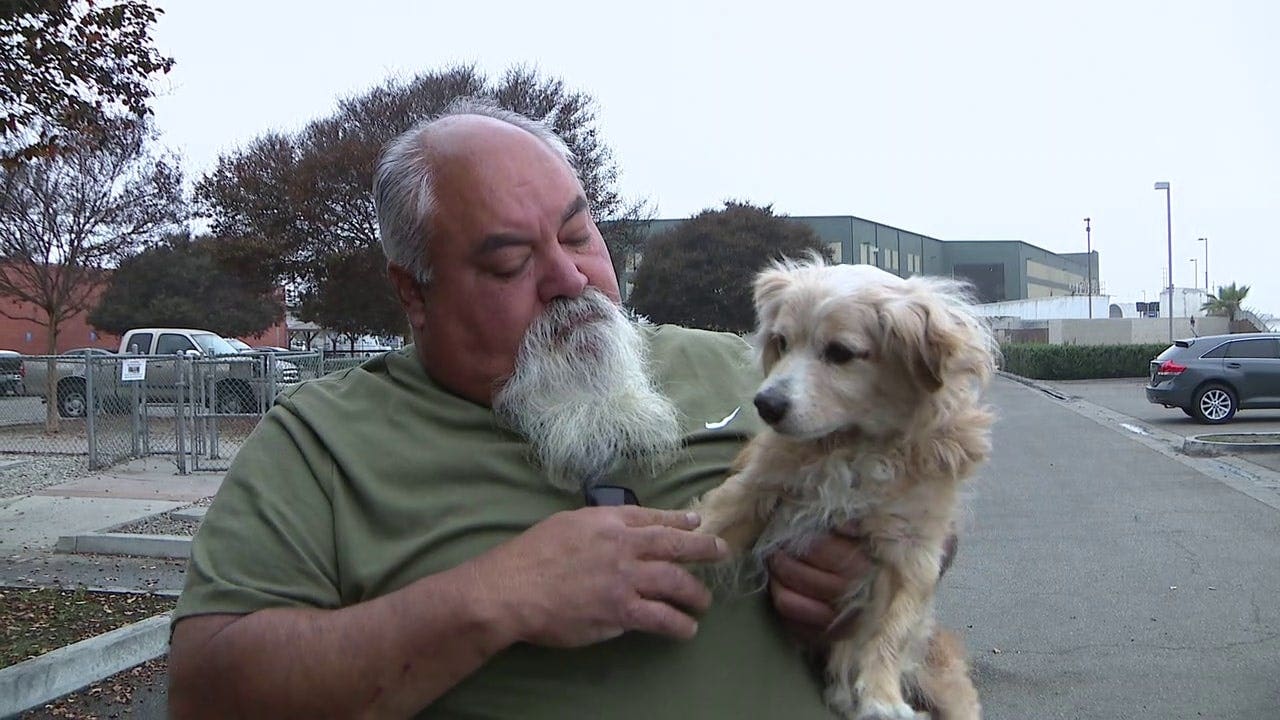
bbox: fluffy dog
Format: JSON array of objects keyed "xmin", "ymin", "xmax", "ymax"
[{"xmin": 692, "ymin": 258, "xmax": 996, "ymax": 720}]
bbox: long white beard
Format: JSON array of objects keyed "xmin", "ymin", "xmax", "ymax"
[{"xmin": 493, "ymin": 288, "xmax": 683, "ymax": 493}]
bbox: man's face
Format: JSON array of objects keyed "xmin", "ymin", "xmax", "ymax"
[{"xmin": 400, "ymin": 117, "xmax": 622, "ymax": 406}]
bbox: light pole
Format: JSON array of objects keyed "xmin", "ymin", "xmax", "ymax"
[
  {"xmin": 1190, "ymin": 258, "xmax": 1198, "ymax": 292},
  {"xmin": 1083, "ymin": 217, "xmax": 1093, "ymax": 318},
  {"xmin": 1154, "ymin": 182, "xmax": 1173, "ymax": 341},
  {"xmin": 1197, "ymin": 237, "xmax": 1209, "ymax": 293}
]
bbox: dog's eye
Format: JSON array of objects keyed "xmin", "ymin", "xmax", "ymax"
[
  {"xmin": 823, "ymin": 342, "xmax": 864, "ymax": 364},
  {"xmin": 774, "ymin": 335, "xmax": 788, "ymax": 354}
]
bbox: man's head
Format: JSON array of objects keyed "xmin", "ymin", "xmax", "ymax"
[
  {"xmin": 373, "ymin": 100, "xmax": 678, "ymax": 490},
  {"xmin": 374, "ymin": 98, "xmax": 622, "ymax": 406}
]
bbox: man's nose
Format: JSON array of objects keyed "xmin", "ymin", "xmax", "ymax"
[{"xmin": 537, "ymin": 244, "xmax": 589, "ymax": 302}]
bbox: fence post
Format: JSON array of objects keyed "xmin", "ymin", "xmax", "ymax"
[
  {"xmin": 130, "ymin": 372, "xmax": 141, "ymax": 459},
  {"xmin": 175, "ymin": 355, "xmax": 188, "ymax": 475},
  {"xmin": 208, "ymin": 368, "xmax": 220, "ymax": 461},
  {"xmin": 266, "ymin": 352, "xmax": 277, "ymax": 413},
  {"xmin": 85, "ymin": 353, "xmax": 97, "ymax": 470}
]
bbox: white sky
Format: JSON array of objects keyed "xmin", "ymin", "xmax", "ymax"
[{"xmin": 148, "ymin": 0, "xmax": 1279, "ymax": 317}]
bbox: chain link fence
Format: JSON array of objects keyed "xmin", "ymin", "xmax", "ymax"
[{"xmin": 0, "ymin": 349, "xmax": 372, "ymax": 473}]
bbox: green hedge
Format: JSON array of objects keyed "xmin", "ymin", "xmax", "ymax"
[{"xmin": 999, "ymin": 343, "xmax": 1170, "ymax": 380}]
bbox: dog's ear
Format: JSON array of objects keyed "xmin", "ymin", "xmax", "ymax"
[
  {"xmin": 879, "ymin": 296, "xmax": 946, "ymax": 393},
  {"xmin": 753, "ymin": 266, "xmax": 792, "ymax": 313},
  {"xmin": 753, "ymin": 267, "xmax": 792, "ymax": 373}
]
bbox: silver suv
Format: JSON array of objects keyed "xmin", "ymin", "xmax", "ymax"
[{"xmin": 1145, "ymin": 333, "xmax": 1280, "ymax": 424}]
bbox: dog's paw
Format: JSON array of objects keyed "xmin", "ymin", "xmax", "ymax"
[{"xmin": 854, "ymin": 700, "xmax": 929, "ymax": 720}]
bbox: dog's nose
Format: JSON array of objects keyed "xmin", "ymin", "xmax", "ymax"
[{"xmin": 753, "ymin": 389, "xmax": 790, "ymax": 425}]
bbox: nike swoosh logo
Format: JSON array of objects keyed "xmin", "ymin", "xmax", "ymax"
[{"xmin": 704, "ymin": 406, "xmax": 741, "ymax": 430}]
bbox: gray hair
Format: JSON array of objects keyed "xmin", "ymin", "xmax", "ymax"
[{"xmin": 372, "ymin": 97, "xmax": 577, "ymax": 285}]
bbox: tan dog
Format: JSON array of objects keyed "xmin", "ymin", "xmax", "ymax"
[{"xmin": 693, "ymin": 258, "xmax": 996, "ymax": 720}]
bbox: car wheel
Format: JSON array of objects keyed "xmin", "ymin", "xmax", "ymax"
[
  {"xmin": 1192, "ymin": 384, "xmax": 1236, "ymax": 424},
  {"xmin": 57, "ymin": 381, "xmax": 87, "ymax": 418}
]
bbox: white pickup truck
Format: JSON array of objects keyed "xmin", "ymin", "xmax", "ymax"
[{"xmin": 26, "ymin": 328, "xmax": 299, "ymax": 417}]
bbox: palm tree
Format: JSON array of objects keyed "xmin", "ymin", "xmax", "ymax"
[{"xmin": 1201, "ymin": 282, "xmax": 1251, "ymax": 323}]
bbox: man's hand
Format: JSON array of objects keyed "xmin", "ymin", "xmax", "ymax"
[
  {"xmin": 767, "ymin": 524, "xmax": 960, "ymax": 646},
  {"xmin": 471, "ymin": 506, "xmax": 728, "ymax": 648},
  {"xmin": 766, "ymin": 521, "xmax": 873, "ymax": 646}
]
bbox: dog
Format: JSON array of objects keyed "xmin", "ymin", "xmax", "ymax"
[{"xmin": 692, "ymin": 257, "xmax": 996, "ymax": 720}]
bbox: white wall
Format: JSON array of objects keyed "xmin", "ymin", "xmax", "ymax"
[
  {"xmin": 1045, "ymin": 316, "xmax": 1229, "ymax": 345},
  {"xmin": 976, "ymin": 295, "xmax": 1111, "ymax": 320}
]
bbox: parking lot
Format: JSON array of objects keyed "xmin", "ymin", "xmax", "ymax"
[{"xmin": 1037, "ymin": 376, "xmax": 1280, "ymax": 473}]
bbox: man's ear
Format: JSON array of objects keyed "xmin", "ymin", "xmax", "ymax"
[{"xmin": 387, "ymin": 264, "xmax": 428, "ymax": 331}]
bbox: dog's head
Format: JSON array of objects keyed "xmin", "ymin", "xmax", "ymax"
[{"xmin": 750, "ymin": 258, "xmax": 995, "ymax": 440}]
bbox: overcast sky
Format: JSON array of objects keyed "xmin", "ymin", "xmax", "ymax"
[{"xmin": 148, "ymin": 0, "xmax": 1279, "ymax": 317}]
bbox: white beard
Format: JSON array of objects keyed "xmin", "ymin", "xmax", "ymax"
[{"xmin": 493, "ymin": 288, "xmax": 683, "ymax": 493}]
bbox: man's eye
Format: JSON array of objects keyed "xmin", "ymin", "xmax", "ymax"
[{"xmin": 563, "ymin": 235, "xmax": 592, "ymax": 247}]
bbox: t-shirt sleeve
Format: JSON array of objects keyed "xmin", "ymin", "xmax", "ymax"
[{"xmin": 172, "ymin": 402, "xmax": 340, "ymax": 625}]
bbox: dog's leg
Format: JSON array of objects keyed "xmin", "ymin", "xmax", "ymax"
[
  {"xmin": 690, "ymin": 473, "xmax": 773, "ymax": 555},
  {"xmin": 829, "ymin": 553, "xmax": 938, "ymax": 720},
  {"xmin": 909, "ymin": 627, "xmax": 981, "ymax": 720}
]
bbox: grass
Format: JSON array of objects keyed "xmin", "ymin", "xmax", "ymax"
[{"xmin": 0, "ymin": 587, "xmax": 175, "ymax": 670}]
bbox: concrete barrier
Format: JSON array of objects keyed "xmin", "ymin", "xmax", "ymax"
[
  {"xmin": 0, "ymin": 613, "xmax": 169, "ymax": 718},
  {"xmin": 55, "ymin": 532, "xmax": 192, "ymax": 559}
]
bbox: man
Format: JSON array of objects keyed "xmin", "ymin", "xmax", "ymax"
[{"xmin": 168, "ymin": 100, "xmax": 873, "ymax": 719}]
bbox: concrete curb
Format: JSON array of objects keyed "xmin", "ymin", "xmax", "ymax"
[
  {"xmin": 55, "ymin": 533, "xmax": 192, "ymax": 559},
  {"xmin": 995, "ymin": 370, "xmax": 1071, "ymax": 400},
  {"xmin": 0, "ymin": 613, "xmax": 169, "ymax": 718},
  {"xmin": 1183, "ymin": 433, "xmax": 1280, "ymax": 457}
]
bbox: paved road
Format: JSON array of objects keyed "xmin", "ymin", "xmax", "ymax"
[
  {"xmin": 1045, "ymin": 377, "xmax": 1280, "ymax": 437},
  {"xmin": 1042, "ymin": 377, "xmax": 1280, "ymax": 474},
  {"xmin": 941, "ymin": 377, "xmax": 1280, "ymax": 719}
]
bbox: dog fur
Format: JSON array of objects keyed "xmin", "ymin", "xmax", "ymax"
[{"xmin": 692, "ymin": 258, "xmax": 996, "ymax": 720}]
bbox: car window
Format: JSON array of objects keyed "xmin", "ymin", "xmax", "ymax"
[
  {"xmin": 1225, "ymin": 338, "xmax": 1280, "ymax": 359},
  {"xmin": 1201, "ymin": 343, "xmax": 1230, "ymax": 359},
  {"xmin": 155, "ymin": 333, "xmax": 197, "ymax": 355},
  {"xmin": 192, "ymin": 334, "xmax": 239, "ymax": 356},
  {"xmin": 124, "ymin": 333, "xmax": 153, "ymax": 354}
]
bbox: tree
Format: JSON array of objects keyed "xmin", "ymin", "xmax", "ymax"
[
  {"xmin": 1201, "ymin": 282, "xmax": 1251, "ymax": 324},
  {"xmin": 88, "ymin": 233, "xmax": 283, "ymax": 338},
  {"xmin": 1, "ymin": 0, "xmax": 174, "ymax": 166},
  {"xmin": 628, "ymin": 202, "xmax": 832, "ymax": 333},
  {"xmin": 0, "ymin": 119, "xmax": 184, "ymax": 430},
  {"xmin": 196, "ymin": 63, "xmax": 641, "ymax": 339}
]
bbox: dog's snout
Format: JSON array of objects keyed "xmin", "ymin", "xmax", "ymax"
[{"xmin": 754, "ymin": 389, "xmax": 790, "ymax": 425}]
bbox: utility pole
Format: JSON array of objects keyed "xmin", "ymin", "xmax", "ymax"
[{"xmin": 1083, "ymin": 217, "xmax": 1093, "ymax": 318}]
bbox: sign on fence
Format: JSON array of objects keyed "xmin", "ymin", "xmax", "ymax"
[{"xmin": 120, "ymin": 358, "xmax": 147, "ymax": 382}]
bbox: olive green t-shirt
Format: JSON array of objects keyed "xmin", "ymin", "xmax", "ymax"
[{"xmin": 175, "ymin": 324, "xmax": 837, "ymax": 719}]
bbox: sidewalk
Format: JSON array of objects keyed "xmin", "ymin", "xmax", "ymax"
[{"xmin": 0, "ymin": 456, "xmax": 222, "ymax": 593}]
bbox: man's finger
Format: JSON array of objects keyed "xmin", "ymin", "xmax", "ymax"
[
  {"xmin": 632, "ymin": 561, "xmax": 714, "ymax": 614},
  {"xmin": 622, "ymin": 597, "xmax": 700, "ymax": 640},
  {"xmin": 617, "ymin": 506, "xmax": 702, "ymax": 530},
  {"xmin": 796, "ymin": 533, "xmax": 872, "ymax": 578},
  {"xmin": 767, "ymin": 552, "xmax": 847, "ymax": 605},
  {"xmin": 633, "ymin": 525, "xmax": 728, "ymax": 563},
  {"xmin": 769, "ymin": 579, "xmax": 837, "ymax": 629}
]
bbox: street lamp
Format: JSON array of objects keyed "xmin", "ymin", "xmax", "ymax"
[
  {"xmin": 1190, "ymin": 257, "xmax": 1198, "ymax": 291},
  {"xmin": 1154, "ymin": 181, "xmax": 1173, "ymax": 341},
  {"xmin": 1083, "ymin": 217, "xmax": 1093, "ymax": 318},
  {"xmin": 1197, "ymin": 237, "xmax": 1209, "ymax": 293}
]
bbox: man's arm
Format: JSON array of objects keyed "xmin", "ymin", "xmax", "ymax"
[{"xmin": 169, "ymin": 507, "xmax": 727, "ymax": 719}]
